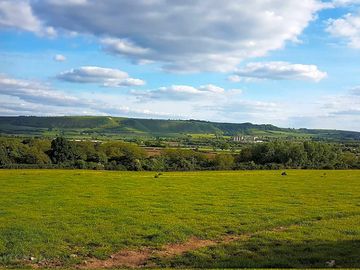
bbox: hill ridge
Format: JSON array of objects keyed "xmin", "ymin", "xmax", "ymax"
[{"xmin": 0, "ymin": 116, "xmax": 359, "ymax": 141}]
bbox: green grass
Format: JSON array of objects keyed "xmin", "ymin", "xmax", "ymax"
[
  {"xmin": 0, "ymin": 169, "xmax": 359, "ymax": 268},
  {"xmin": 156, "ymin": 215, "xmax": 360, "ymax": 268}
]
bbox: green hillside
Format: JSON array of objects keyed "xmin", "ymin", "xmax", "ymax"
[{"xmin": 0, "ymin": 116, "xmax": 359, "ymax": 141}]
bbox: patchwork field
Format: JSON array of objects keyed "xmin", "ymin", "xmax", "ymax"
[{"xmin": 0, "ymin": 170, "xmax": 359, "ymax": 268}]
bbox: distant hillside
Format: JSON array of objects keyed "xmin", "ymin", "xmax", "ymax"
[{"xmin": 0, "ymin": 116, "xmax": 359, "ymax": 141}]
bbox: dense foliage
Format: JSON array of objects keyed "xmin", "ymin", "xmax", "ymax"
[{"xmin": 0, "ymin": 137, "xmax": 359, "ymax": 170}]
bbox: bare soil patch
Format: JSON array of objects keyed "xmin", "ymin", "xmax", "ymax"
[{"xmin": 80, "ymin": 229, "xmax": 273, "ymax": 268}]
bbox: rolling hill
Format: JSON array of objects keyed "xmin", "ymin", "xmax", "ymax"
[{"xmin": 0, "ymin": 116, "xmax": 359, "ymax": 141}]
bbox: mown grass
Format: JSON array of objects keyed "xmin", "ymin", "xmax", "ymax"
[{"xmin": 0, "ymin": 169, "xmax": 359, "ymax": 268}]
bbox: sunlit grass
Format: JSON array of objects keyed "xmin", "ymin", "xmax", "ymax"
[{"xmin": 0, "ymin": 169, "xmax": 359, "ymax": 268}]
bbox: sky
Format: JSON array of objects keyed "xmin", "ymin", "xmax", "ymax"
[{"xmin": 1, "ymin": 0, "xmax": 360, "ymax": 131}]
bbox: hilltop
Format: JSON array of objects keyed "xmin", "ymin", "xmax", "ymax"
[{"xmin": 0, "ymin": 116, "xmax": 359, "ymax": 141}]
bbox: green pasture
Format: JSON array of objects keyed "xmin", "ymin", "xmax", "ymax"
[{"xmin": 0, "ymin": 169, "xmax": 359, "ymax": 268}]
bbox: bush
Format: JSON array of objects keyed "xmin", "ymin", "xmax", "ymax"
[{"xmin": 214, "ymin": 154, "xmax": 235, "ymax": 170}]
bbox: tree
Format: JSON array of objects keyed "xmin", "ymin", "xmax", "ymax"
[
  {"xmin": 341, "ymin": 151, "xmax": 358, "ymax": 168},
  {"xmin": 0, "ymin": 145, "xmax": 10, "ymax": 165},
  {"xmin": 237, "ymin": 147, "xmax": 253, "ymax": 162},
  {"xmin": 162, "ymin": 149, "xmax": 210, "ymax": 171},
  {"xmin": 50, "ymin": 137, "xmax": 76, "ymax": 164},
  {"xmin": 23, "ymin": 147, "xmax": 51, "ymax": 164},
  {"xmin": 100, "ymin": 141, "xmax": 146, "ymax": 170},
  {"xmin": 214, "ymin": 154, "xmax": 234, "ymax": 170}
]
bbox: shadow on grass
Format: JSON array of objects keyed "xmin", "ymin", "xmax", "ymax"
[{"xmin": 157, "ymin": 239, "xmax": 360, "ymax": 268}]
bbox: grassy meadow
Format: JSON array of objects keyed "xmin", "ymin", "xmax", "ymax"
[{"xmin": 0, "ymin": 169, "xmax": 359, "ymax": 268}]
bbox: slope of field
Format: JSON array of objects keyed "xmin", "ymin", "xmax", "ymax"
[
  {"xmin": 0, "ymin": 170, "xmax": 359, "ymax": 268},
  {"xmin": 1, "ymin": 116, "xmax": 360, "ymax": 141}
]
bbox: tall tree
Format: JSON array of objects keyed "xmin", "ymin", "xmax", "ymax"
[{"xmin": 50, "ymin": 137, "xmax": 75, "ymax": 164}]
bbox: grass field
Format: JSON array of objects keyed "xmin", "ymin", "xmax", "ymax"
[{"xmin": 0, "ymin": 170, "xmax": 359, "ymax": 268}]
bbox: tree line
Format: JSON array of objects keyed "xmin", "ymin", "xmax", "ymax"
[{"xmin": 0, "ymin": 137, "xmax": 359, "ymax": 170}]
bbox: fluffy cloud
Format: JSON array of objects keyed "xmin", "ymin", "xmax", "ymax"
[
  {"xmin": 327, "ymin": 13, "xmax": 360, "ymax": 48},
  {"xmin": 0, "ymin": 74, "xmax": 86, "ymax": 106},
  {"xmin": 131, "ymin": 84, "xmax": 226, "ymax": 101},
  {"xmin": 53, "ymin": 54, "xmax": 66, "ymax": 62},
  {"xmin": 230, "ymin": 62, "xmax": 327, "ymax": 82},
  {"xmin": 29, "ymin": 0, "xmax": 325, "ymax": 72},
  {"xmin": 57, "ymin": 66, "xmax": 145, "ymax": 87},
  {"xmin": 0, "ymin": 0, "xmax": 55, "ymax": 36}
]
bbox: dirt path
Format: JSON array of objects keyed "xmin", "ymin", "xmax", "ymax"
[{"xmin": 80, "ymin": 226, "xmax": 289, "ymax": 269}]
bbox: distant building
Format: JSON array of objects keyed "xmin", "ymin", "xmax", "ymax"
[
  {"xmin": 233, "ymin": 136, "xmax": 244, "ymax": 142},
  {"xmin": 232, "ymin": 136, "xmax": 264, "ymax": 143}
]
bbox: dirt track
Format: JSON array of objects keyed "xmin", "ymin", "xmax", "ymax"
[{"xmin": 79, "ymin": 227, "xmax": 289, "ymax": 269}]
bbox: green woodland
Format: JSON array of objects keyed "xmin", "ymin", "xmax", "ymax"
[{"xmin": 1, "ymin": 136, "xmax": 360, "ymax": 170}]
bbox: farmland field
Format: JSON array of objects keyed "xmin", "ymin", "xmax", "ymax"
[{"xmin": 0, "ymin": 169, "xmax": 359, "ymax": 268}]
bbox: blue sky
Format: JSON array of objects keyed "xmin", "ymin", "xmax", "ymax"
[{"xmin": 1, "ymin": 0, "xmax": 360, "ymax": 130}]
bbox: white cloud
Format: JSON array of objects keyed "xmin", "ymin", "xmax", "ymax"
[
  {"xmin": 0, "ymin": 74, "xmax": 86, "ymax": 106},
  {"xmin": 200, "ymin": 100, "xmax": 282, "ymax": 120},
  {"xmin": 330, "ymin": 0, "xmax": 360, "ymax": 7},
  {"xmin": 290, "ymin": 87, "xmax": 360, "ymax": 130},
  {"xmin": 101, "ymin": 38, "xmax": 150, "ymax": 56},
  {"xmin": 331, "ymin": 109, "xmax": 360, "ymax": 115},
  {"xmin": 30, "ymin": 0, "xmax": 325, "ymax": 72},
  {"xmin": 320, "ymin": 88, "xmax": 360, "ymax": 112},
  {"xmin": 1, "ymin": 73, "xmax": 360, "ymax": 130},
  {"xmin": 57, "ymin": 66, "xmax": 145, "ymax": 87},
  {"xmin": 0, "ymin": 0, "xmax": 40, "ymax": 32},
  {"xmin": 0, "ymin": 96, "xmax": 91, "ymax": 116},
  {"xmin": 46, "ymin": 0, "xmax": 88, "ymax": 5},
  {"xmin": 350, "ymin": 86, "xmax": 360, "ymax": 95},
  {"xmin": 97, "ymin": 104, "xmax": 176, "ymax": 118},
  {"xmin": 207, "ymin": 100, "xmax": 280, "ymax": 113},
  {"xmin": 0, "ymin": 74, "xmax": 172, "ymax": 118},
  {"xmin": 327, "ymin": 13, "xmax": 360, "ymax": 48},
  {"xmin": 131, "ymin": 84, "xmax": 226, "ymax": 101},
  {"xmin": 0, "ymin": 94, "xmax": 175, "ymax": 118},
  {"xmin": 53, "ymin": 54, "xmax": 66, "ymax": 62},
  {"xmin": 0, "ymin": 0, "xmax": 55, "ymax": 36},
  {"xmin": 199, "ymin": 84, "xmax": 225, "ymax": 94},
  {"xmin": 230, "ymin": 62, "xmax": 327, "ymax": 82}
]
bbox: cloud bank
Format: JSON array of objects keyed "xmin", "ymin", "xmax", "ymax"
[
  {"xmin": 0, "ymin": 74, "xmax": 85, "ymax": 106},
  {"xmin": 26, "ymin": 0, "xmax": 325, "ymax": 72},
  {"xmin": 0, "ymin": 74, "xmax": 168, "ymax": 118},
  {"xmin": 131, "ymin": 84, "xmax": 226, "ymax": 101}
]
